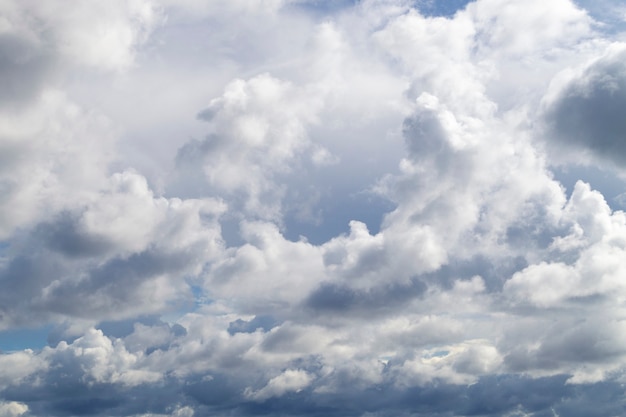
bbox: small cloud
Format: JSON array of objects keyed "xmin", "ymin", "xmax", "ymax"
[
  {"xmin": 244, "ymin": 369, "xmax": 312, "ymax": 401},
  {"xmin": 0, "ymin": 402, "xmax": 28, "ymax": 417},
  {"xmin": 311, "ymin": 146, "xmax": 339, "ymax": 166}
]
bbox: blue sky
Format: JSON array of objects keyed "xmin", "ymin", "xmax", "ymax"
[{"xmin": 2, "ymin": 0, "xmax": 626, "ymax": 416}]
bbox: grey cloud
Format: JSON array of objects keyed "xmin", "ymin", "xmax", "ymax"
[
  {"xmin": 0, "ymin": 253, "xmax": 64, "ymax": 326},
  {"xmin": 504, "ymin": 198, "xmax": 566, "ymax": 253},
  {"xmin": 0, "ymin": 224, "xmax": 205, "ymax": 327},
  {"xmin": 98, "ymin": 316, "xmax": 166, "ymax": 339},
  {"xmin": 35, "ymin": 212, "xmax": 114, "ymax": 258},
  {"xmin": 228, "ymin": 315, "xmax": 280, "ymax": 335},
  {"xmin": 47, "ymin": 323, "xmax": 81, "ymax": 348},
  {"xmin": 3, "ymin": 377, "xmax": 185, "ymax": 417},
  {"xmin": 544, "ymin": 48, "xmax": 626, "ymax": 166},
  {"xmin": 182, "ymin": 373, "xmax": 242, "ymax": 410},
  {"xmin": 305, "ymin": 278, "xmax": 427, "ymax": 315},
  {"xmin": 504, "ymin": 317, "xmax": 626, "ymax": 375},
  {"xmin": 186, "ymin": 374, "xmax": 619, "ymax": 417},
  {"xmin": 323, "ymin": 239, "xmax": 388, "ymax": 280},
  {"xmin": 402, "ymin": 105, "xmax": 454, "ymax": 168},
  {"xmin": 1, "ymin": 317, "xmax": 625, "ymax": 417},
  {"xmin": 553, "ymin": 381, "xmax": 626, "ymax": 417},
  {"xmin": 38, "ymin": 247, "xmax": 193, "ymax": 318},
  {"xmin": 1, "ymin": 373, "xmax": 620, "ymax": 417},
  {"xmin": 419, "ymin": 255, "xmax": 528, "ymax": 292},
  {"xmin": 175, "ymin": 135, "xmax": 221, "ymax": 168},
  {"xmin": 0, "ymin": 32, "xmax": 55, "ymax": 107}
]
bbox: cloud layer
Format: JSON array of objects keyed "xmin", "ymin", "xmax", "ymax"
[{"xmin": 2, "ymin": 0, "xmax": 626, "ymax": 416}]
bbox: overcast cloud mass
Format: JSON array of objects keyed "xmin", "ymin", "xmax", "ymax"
[{"xmin": 2, "ymin": 0, "xmax": 626, "ymax": 416}]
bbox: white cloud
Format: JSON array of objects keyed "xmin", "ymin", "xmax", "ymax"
[
  {"xmin": 245, "ymin": 369, "xmax": 312, "ymax": 400},
  {"xmin": 393, "ymin": 339, "xmax": 503, "ymax": 387},
  {"xmin": 155, "ymin": 0, "xmax": 293, "ymax": 18},
  {"xmin": 0, "ymin": 91, "xmax": 115, "ymax": 239},
  {"xmin": 43, "ymin": 328, "xmax": 161, "ymax": 386},
  {"xmin": 0, "ymin": 402, "xmax": 28, "ymax": 417},
  {"xmin": 24, "ymin": 0, "xmax": 162, "ymax": 71},
  {"xmin": 176, "ymin": 73, "xmax": 322, "ymax": 220},
  {"xmin": 206, "ymin": 221, "xmax": 324, "ymax": 313},
  {"xmin": 0, "ymin": 350, "xmax": 46, "ymax": 389},
  {"xmin": 504, "ymin": 181, "xmax": 626, "ymax": 308},
  {"xmin": 468, "ymin": 0, "xmax": 592, "ymax": 57}
]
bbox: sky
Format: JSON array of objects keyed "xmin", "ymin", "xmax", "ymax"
[{"xmin": 1, "ymin": 0, "xmax": 626, "ymax": 416}]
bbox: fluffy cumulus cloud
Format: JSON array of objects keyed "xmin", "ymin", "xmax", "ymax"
[{"xmin": 2, "ymin": 0, "xmax": 626, "ymax": 416}]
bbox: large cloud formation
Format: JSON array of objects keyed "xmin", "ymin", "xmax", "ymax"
[{"xmin": 2, "ymin": 0, "xmax": 626, "ymax": 416}]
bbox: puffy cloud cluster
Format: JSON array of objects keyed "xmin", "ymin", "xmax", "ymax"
[
  {"xmin": 0, "ymin": 0, "xmax": 159, "ymax": 238},
  {"xmin": 175, "ymin": 73, "xmax": 322, "ymax": 220},
  {"xmin": 2, "ymin": 0, "xmax": 626, "ymax": 416},
  {"xmin": 0, "ymin": 0, "xmax": 227, "ymax": 333}
]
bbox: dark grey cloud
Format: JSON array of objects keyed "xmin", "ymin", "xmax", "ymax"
[
  {"xmin": 3, "ymin": 376, "xmax": 187, "ymax": 417},
  {"xmin": 3, "ymin": 370, "xmax": 612, "ymax": 417},
  {"xmin": 0, "ymin": 252, "xmax": 65, "ymax": 326},
  {"xmin": 37, "ymin": 246, "xmax": 194, "ymax": 318},
  {"xmin": 0, "ymin": 214, "xmax": 205, "ymax": 327},
  {"xmin": 35, "ymin": 212, "xmax": 114, "ymax": 258},
  {"xmin": 1, "ymin": 314, "xmax": 625, "ymax": 417},
  {"xmin": 182, "ymin": 373, "xmax": 242, "ymax": 410},
  {"xmin": 544, "ymin": 48, "xmax": 626, "ymax": 166},
  {"xmin": 305, "ymin": 278, "xmax": 426, "ymax": 315}
]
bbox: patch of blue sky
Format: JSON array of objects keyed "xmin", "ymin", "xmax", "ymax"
[
  {"xmin": 552, "ymin": 165, "xmax": 626, "ymax": 211},
  {"xmin": 290, "ymin": 0, "xmax": 475, "ymax": 18},
  {"xmin": 415, "ymin": 0, "xmax": 474, "ymax": 17},
  {"xmin": 573, "ymin": 0, "xmax": 626, "ymax": 33},
  {"xmin": 430, "ymin": 350, "xmax": 450, "ymax": 358},
  {"xmin": 0, "ymin": 324, "xmax": 53, "ymax": 352},
  {"xmin": 288, "ymin": 0, "xmax": 357, "ymax": 16},
  {"xmin": 189, "ymin": 284, "xmax": 212, "ymax": 306}
]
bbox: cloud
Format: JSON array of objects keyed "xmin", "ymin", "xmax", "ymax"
[
  {"xmin": 3, "ymin": 0, "xmax": 626, "ymax": 416},
  {"xmin": 0, "ymin": 350, "xmax": 45, "ymax": 390},
  {"xmin": 174, "ymin": 73, "xmax": 323, "ymax": 221},
  {"xmin": 0, "ymin": 30, "xmax": 54, "ymax": 107},
  {"xmin": 468, "ymin": 0, "xmax": 592, "ymax": 57},
  {"xmin": 45, "ymin": 328, "xmax": 162, "ymax": 386},
  {"xmin": 543, "ymin": 45, "xmax": 626, "ymax": 167},
  {"xmin": 0, "ymin": 91, "xmax": 115, "ymax": 239},
  {"xmin": 0, "ymin": 402, "xmax": 28, "ymax": 417},
  {"xmin": 19, "ymin": 0, "xmax": 162, "ymax": 71},
  {"xmin": 0, "ymin": 170, "xmax": 225, "ymax": 328},
  {"xmin": 245, "ymin": 369, "xmax": 312, "ymax": 401}
]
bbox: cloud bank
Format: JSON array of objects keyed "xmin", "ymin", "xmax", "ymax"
[{"xmin": 2, "ymin": 0, "xmax": 626, "ymax": 416}]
